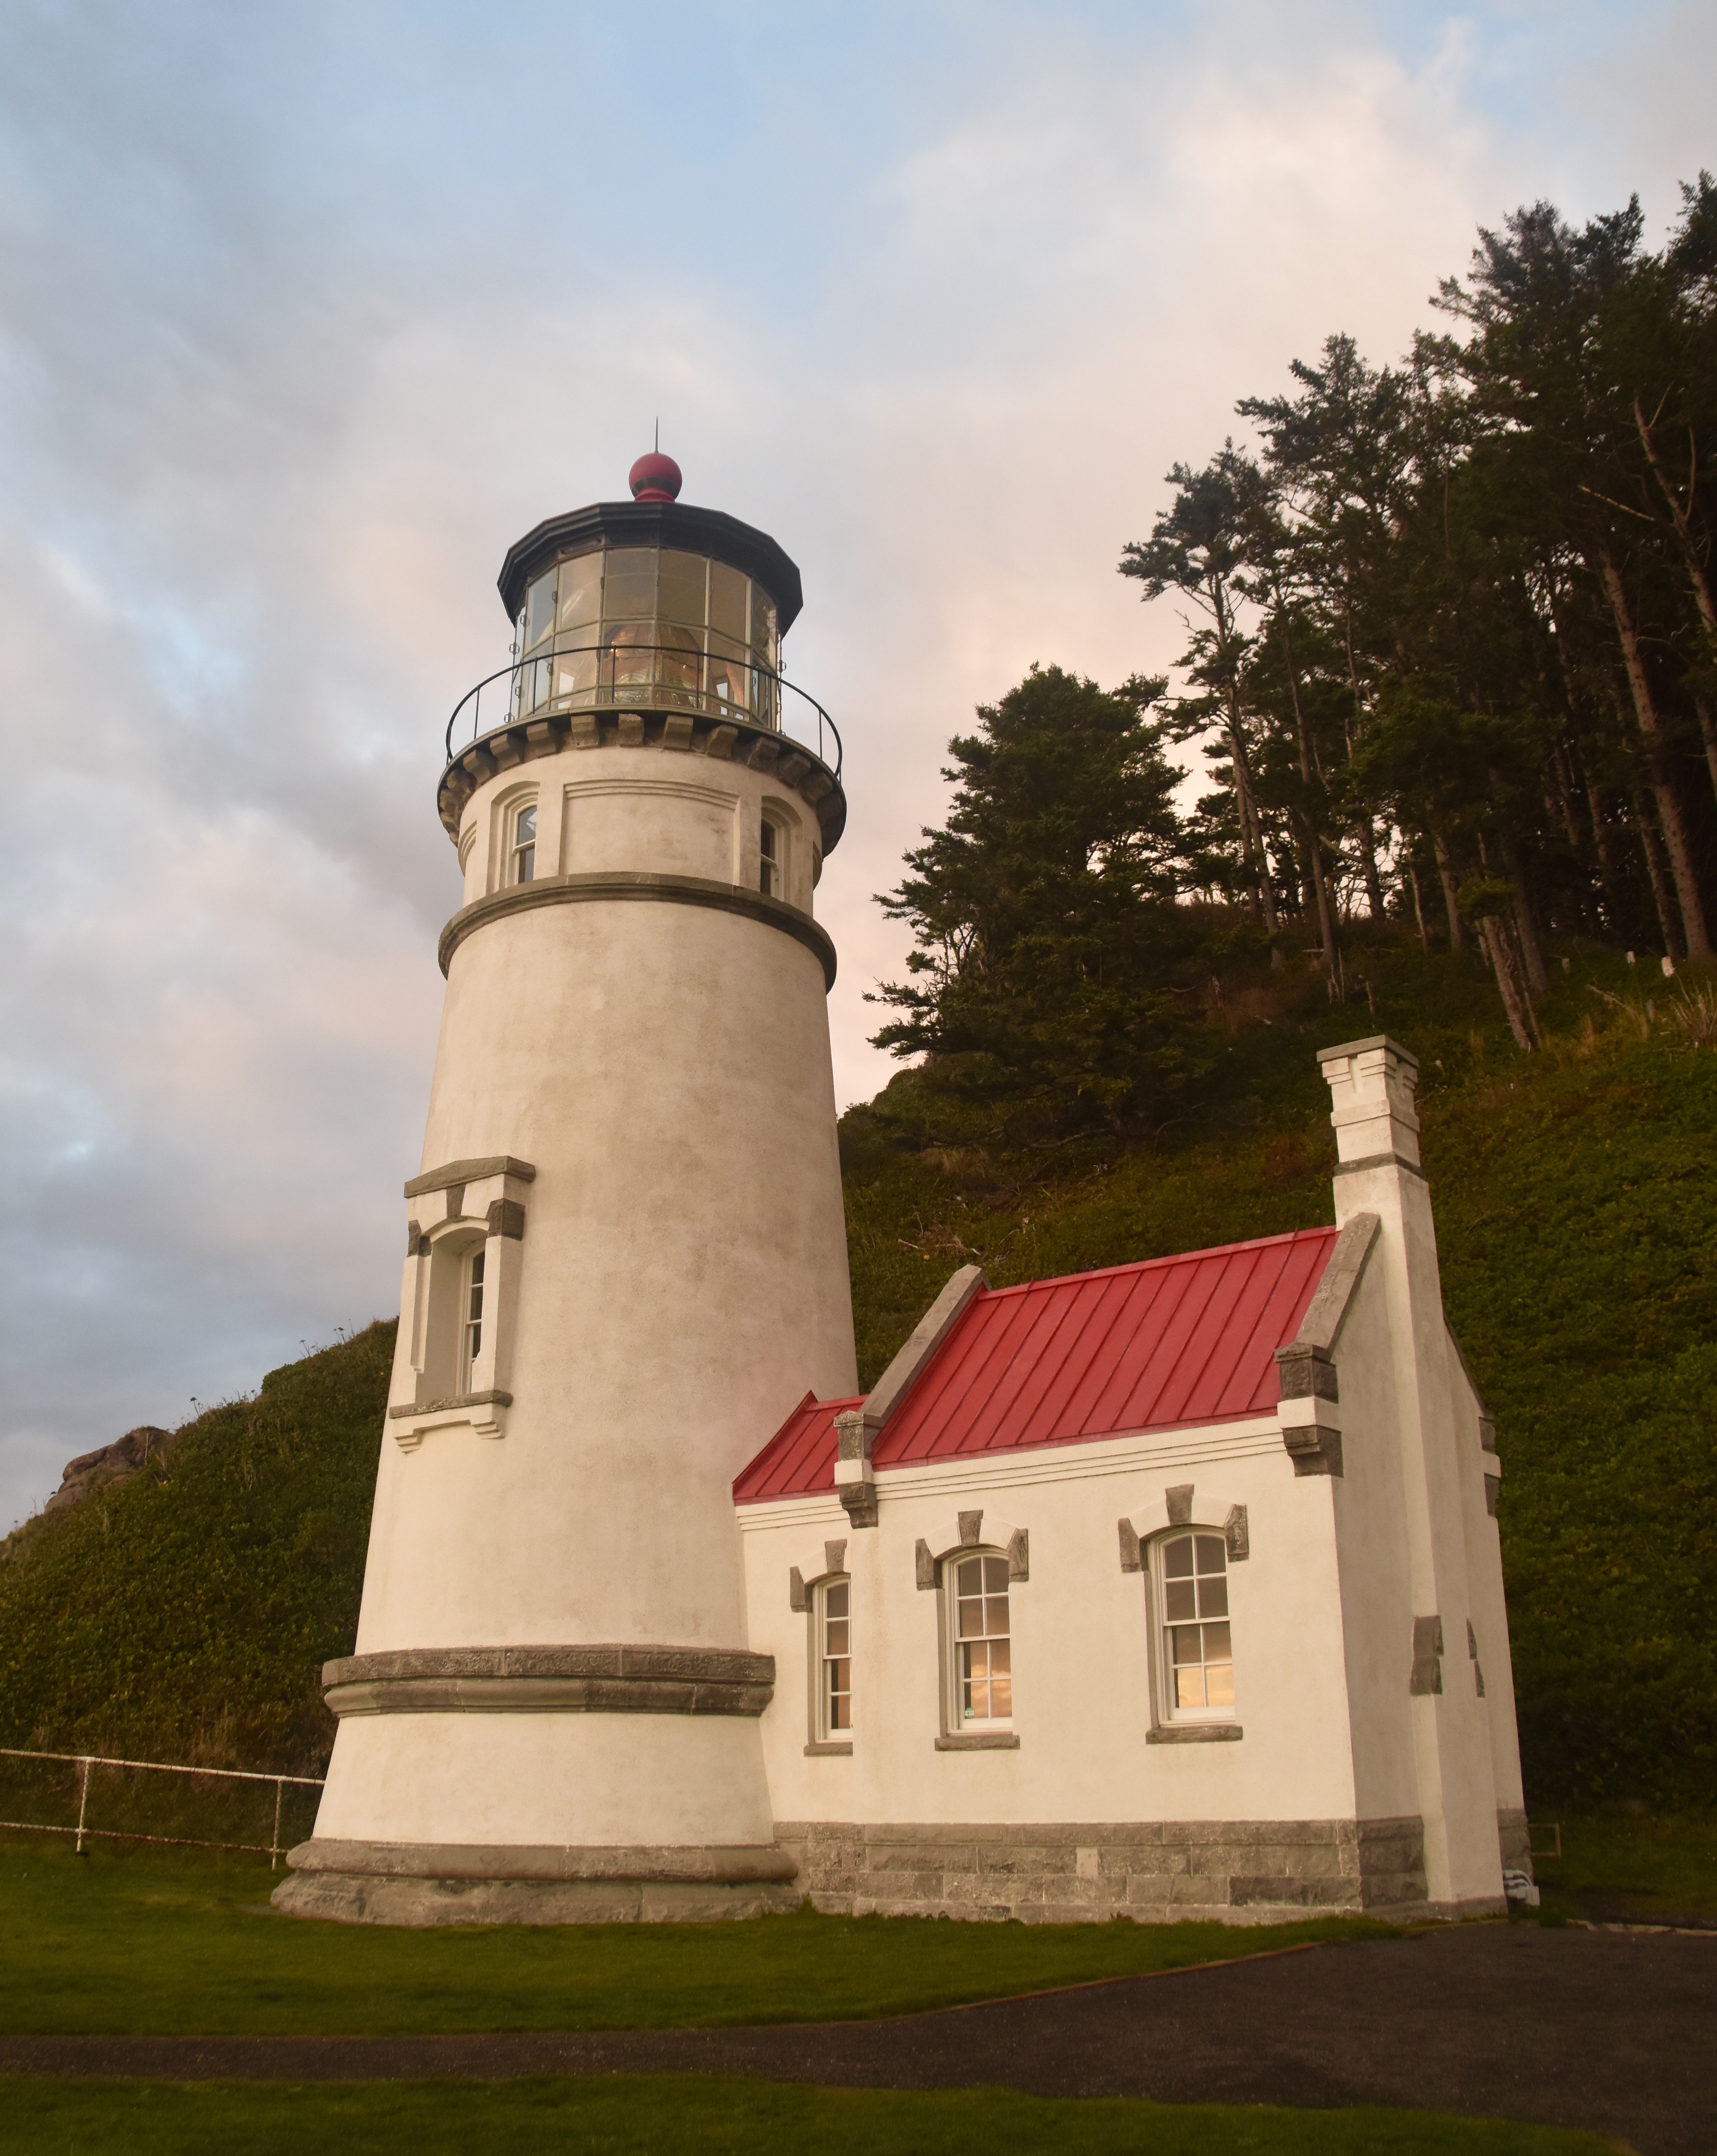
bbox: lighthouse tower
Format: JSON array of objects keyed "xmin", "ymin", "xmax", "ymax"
[{"xmin": 276, "ymin": 456, "xmax": 857, "ymax": 1923}]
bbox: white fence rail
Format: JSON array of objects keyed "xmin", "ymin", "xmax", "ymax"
[{"xmin": 0, "ymin": 1746, "xmax": 324, "ymax": 1868}]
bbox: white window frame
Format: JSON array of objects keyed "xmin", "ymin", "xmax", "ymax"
[
  {"xmin": 1150, "ymin": 1529, "xmax": 1237, "ymax": 1726},
  {"xmin": 943, "ymin": 1547, "xmax": 1014, "ymax": 1733},
  {"xmin": 758, "ymin": 812, "xmax": 783, "ymax": 899},
  {"xmin": 812, "ymin": 1574, "xmax": 852, "ymax": 1742},
  {"xmin": 458, "ymin": 1243, "xmax": 486, "ymax": 1393},
  {"xmin": 507, "ymin": 798, "xmax": 538, "ymax": 887}
]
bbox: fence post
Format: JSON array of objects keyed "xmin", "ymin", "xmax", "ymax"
[
  {"xmin": 270, "ymin": 1779, "xmax": 285, "ymax": 1870},
  {"xmin": 74, "ymin": 1756, "xmax": 92, "ymax": 1856}
]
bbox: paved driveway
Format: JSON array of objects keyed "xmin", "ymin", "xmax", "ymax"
[{"xmin": 2, "ymin": 1927, "xmax": 1710, "ymax": 2154}]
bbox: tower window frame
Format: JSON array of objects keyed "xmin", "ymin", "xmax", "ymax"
[
  {"xmin": 759, "ymin": 814, "xmax": 783, "ymax": 899},
  {"xmin": 1151, "ymin": 1530, "xmax": 1235, "ymax": 1725},
  {"xmin": 458, "ymin": 1244, "xmax": 486, "ymax": 1393},
  {"xmin": 508, "ymin": 800, "xmax": 537, "ymax": 887}
]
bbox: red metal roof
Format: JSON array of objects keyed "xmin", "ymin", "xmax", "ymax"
[{"xmin": 733, "ymin": 1226, "xmax": 1339, "ymax": 1505}]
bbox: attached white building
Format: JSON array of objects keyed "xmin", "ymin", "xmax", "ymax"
[{"xmin": 733, "ymin": 1035, "xmax": 1527, "ymax": 1923}]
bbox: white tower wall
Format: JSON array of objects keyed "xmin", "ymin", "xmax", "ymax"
[{"xmin": 277, "ymin": 689, "xmax": 858, "ymax": 1923}]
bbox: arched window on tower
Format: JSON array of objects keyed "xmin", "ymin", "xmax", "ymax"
[
  {"xmin": 759, "ymin": 815, "xmax": 782, "ymax": 899},
  {"xmin": 508, "ymin": 802, "xmax": 537, "ymax": 886}
]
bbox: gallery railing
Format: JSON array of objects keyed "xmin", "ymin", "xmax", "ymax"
[
  {"xmin": 445, "ymin": 642, "xmax": 842, "ymax": 780},
  {"xmin": 0, "ymin": 1745, "xmax": 324, "ymax": 1868}
]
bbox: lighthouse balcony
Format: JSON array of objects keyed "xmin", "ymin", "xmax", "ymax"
[{"xmin": 437, "ymin": 652, "xmax": 845, "ymax": 853}]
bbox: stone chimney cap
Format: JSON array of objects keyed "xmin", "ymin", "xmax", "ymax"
[{"xmin": 1317, "ymin": 1034, "xmax": 1419, "ymax": 1069}]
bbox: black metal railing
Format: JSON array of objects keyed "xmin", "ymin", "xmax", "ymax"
[{"xmin": 445, "ymin": 642, "xmax": 842, "ymax": 779}]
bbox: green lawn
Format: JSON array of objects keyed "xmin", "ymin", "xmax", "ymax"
[
  {"xmin": 0, "ymin": 2077, "xmax": 1623, "ymax": 2155},
  {"xmin": 1530, "ymin": 1813, "xmax": 1717, "ymax": 1926},
  {"xmin": 0, "ymin": 1842, "xmax": 1402, "ymax": 2038}
]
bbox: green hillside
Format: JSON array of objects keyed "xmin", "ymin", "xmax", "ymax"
[{"xmin": 0, "ymin": 943, "xmax": 1711, "ymax": 1811}]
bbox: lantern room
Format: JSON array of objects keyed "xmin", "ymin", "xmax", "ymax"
[{"xmin": 494, "ymin": 453, "xmax": 803, "ymax": 733}]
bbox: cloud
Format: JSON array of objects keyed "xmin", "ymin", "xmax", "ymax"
[{"xmin": 1, "ymin": 0, "xmax": 1711, "ymax": 1525}]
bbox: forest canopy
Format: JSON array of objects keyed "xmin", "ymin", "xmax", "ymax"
[{"xmin": 875, "ymin": 181, "xmax": 1717, "ymax": 1124}]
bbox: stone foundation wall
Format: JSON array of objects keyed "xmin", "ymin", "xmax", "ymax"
[{"xmin": 774, "ymin": 1816, "xmax": 1428, "ymax": 1924}]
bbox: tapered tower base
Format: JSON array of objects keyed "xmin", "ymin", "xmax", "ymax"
[{"xmin": 271, "ymin": 1838, "xmax": 799, "ymax": 1927}]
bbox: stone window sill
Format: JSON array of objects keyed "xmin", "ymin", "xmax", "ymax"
[
  {"xmin": 934, "ymin": 1731, "xmax": 1020, "ymax": 1751},
  {"xmin": 804, "ymin": 1740, "xmax": 853, "ymax": 1757},
  {"xmin": 1147, "ymin": 1723, "xmax": 1243, "ymax": 1744}
]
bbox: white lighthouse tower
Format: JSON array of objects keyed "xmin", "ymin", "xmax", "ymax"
[{"xmin": 276, "ymin": 454, "xmax": 857, "ymax": 1923}]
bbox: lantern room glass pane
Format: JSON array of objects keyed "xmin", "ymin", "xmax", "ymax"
[
  {"xmin": 658, "ymin": 550, "xmax": 708, "ymax": 628},
  {"xmin": 710, "ymin": 560, "xmax": 748, "ymax": 641},
  {"xmin": 524, "ymin": 571, "xmax": 556, "ymax": 652},
  {"xmin": 556, "ymin": 552, "xmax": 603, "ymax": 633},
  {"xmin": 750, "ymin": 587, "xmax": 777, "ymax": 666},
  {"xmin": 602, "ymin": 549, "xmax": 655, "ymax": 620}
]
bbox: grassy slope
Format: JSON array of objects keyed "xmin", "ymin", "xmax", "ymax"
[
  {"xmin": 0, "ymin": 1324, "xmax": 393, "ymax": 1776},
  {"xmin": 0, "ymin": 943, "xmax": 1708, "ymax": 1813}
]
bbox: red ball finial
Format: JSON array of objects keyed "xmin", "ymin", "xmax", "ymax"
[{"xmin": 629, "ymin": 451, "xmax": 682, "ymax": 503}]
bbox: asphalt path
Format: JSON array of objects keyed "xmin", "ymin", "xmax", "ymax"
[{"xmin": 2, "ymin": 1927, "xmax": 1710, "ymax": 2154}]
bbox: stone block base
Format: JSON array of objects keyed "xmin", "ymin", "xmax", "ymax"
[
  {"xmin": 271, "ymin": 1837, "xmax": 800, "ymax": 1927},
  {"xmin": 772, "ymin": 1816, "xmax": 1430, "ymax": 1924}
]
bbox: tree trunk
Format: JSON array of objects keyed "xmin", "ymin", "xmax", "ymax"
[
  {"xmin": 1635, "ymin": 399, "xmax": 1717, "ymax": 811},
  {"xmin": 1478, "ymin": 916, "xmax": 1538, "ymax": 1051},
  {"xmin": 1430, "ymin": 825, "xmax": 1465, "ymax": 951},
  {"xmin": 1405, "ymin": 850, "xmax": 1431, "ymax": 951},
  {"xmin": 1630, "ymin": 788, "xmax": 1682, "ymax": 957},
  {"xmin": 1297, "ymin": 812, "xmax": 1343, "ymax": 987},
  {"xmin": 1595, "ymin": 542, "xmax": 1712, "ymax": 957},
  {"xmin": 1493, "ymin": 819, "xmax": 1550, "ymax": 999}
]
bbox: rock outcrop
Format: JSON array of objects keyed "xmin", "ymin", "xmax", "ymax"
[{"xmin": 42, "ymin": 1426, "xmax": 177, "ymax": 1515}]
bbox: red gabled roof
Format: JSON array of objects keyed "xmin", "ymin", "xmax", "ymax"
[{"xmin": 733, "ymin": 1226, "xmax": 1339, "ymax": 1505}]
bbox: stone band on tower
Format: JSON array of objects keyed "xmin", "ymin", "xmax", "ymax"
[{"xmin": 275, "ymin": 456, "xmax": 857, "ymax": 1924}]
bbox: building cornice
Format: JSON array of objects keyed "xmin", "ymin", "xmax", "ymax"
[{"xmin": 439, "ymin": 870, "xmax": 837, "ymax": 988}]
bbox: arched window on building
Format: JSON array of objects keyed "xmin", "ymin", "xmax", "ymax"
[
  {"xmin": 1154, "ymin": 1531, "xmax": 1234, "ymax": 1723},
  {"xmin": 949, "ymin": 1551, "xmax": 1012, "ymax": 1729}
]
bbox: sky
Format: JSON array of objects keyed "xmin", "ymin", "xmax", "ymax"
[{"xmin": 2, "ymin": 0, "xmax": 1712, "ymax": 1528}]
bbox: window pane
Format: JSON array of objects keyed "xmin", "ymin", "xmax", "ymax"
[
  {"xmin": 826, "ymin": 1581, "xmax": 848, "ymax": 1618},
  {"xmin": 750, "ymin": 586, "xmax": 777, "ymax": 663},
  {"xmin": 1171, "ymin": 1625, "xmax": 1202, "ymax": 1665},
  {"xmin": 985, "ymin": 1596, "xmax": 1009, "ymax": 1635},
  {"xmin": 524, "ymin": 571, "xmax": 556, "ymax": 651},
  {"xmin": 1176, "ymin": 1668, "xmax": 1207, "ymax": 1709},
  {"xmin": 991, "ymin": 1670, "xmax": 1012, "ymax": 1717},
  {"xmin": 516, "ymin": 805, "xmax": 537, "ymax": 843},
  {"xmin": 710, "ymin": 560, "xmax": 748, "ymax": 639},
  {"xmin": 553, "ymin": 648, "xmax": 598, "ymax": 704},
  {"xmin": 1195, "ymin": 1535, "xmax": 1227, "ymax": 1575},
  {"xmin": 602, "ymin": 549, "xmax": 656, "ymax": 620},
  {"xmin": 1164, "ymin": 1580, "xmax": 1196, "ymax": 1623},
  {"xmin": 1198, "ymin": 1577, "xmax": 1229, "ymax": 1619},
  {"xmin": 956, "ymin": 1557, "xmax": 983, "ymax": 1594},
  {"xmin": 1163, "ymin": 1536, "xmax": 1194, "ymax": 1579},
  {"xmin": 603, "ymin": 621, "xmax": 656, "ymax": 689},
  {"xmin": 983, "ymin": 1556, "xmax": 1010, "ymax": 1593},
  {"xmin": 825, "ymin": 1619, "xmax": 849, "ymax": 1656},
  {"xmin": 1202, "ymin": 1622, "xmax": 1232, "ymax": 1661},
  {"xmin": 1205, "ymin": 1663, "xmax": 1235, "ymax": 1706},
  {"xmin": 556, "ymin": 553, "xmax": 603, "ymax": 632},
  {"xmin": 988, "ymin": 1639, "xmax": 1010, "ymax": 1676},
  {"xmin": 470, "ymin": 1249, "xmax": 485, "ymax": 1286},
  {"xmin": 957, "ymin": 1597, "xmax": 984, "ymax": 1638},
  {"xmin": 658, "ymin": 550, "xmax": 708, "ymax": 627}
]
